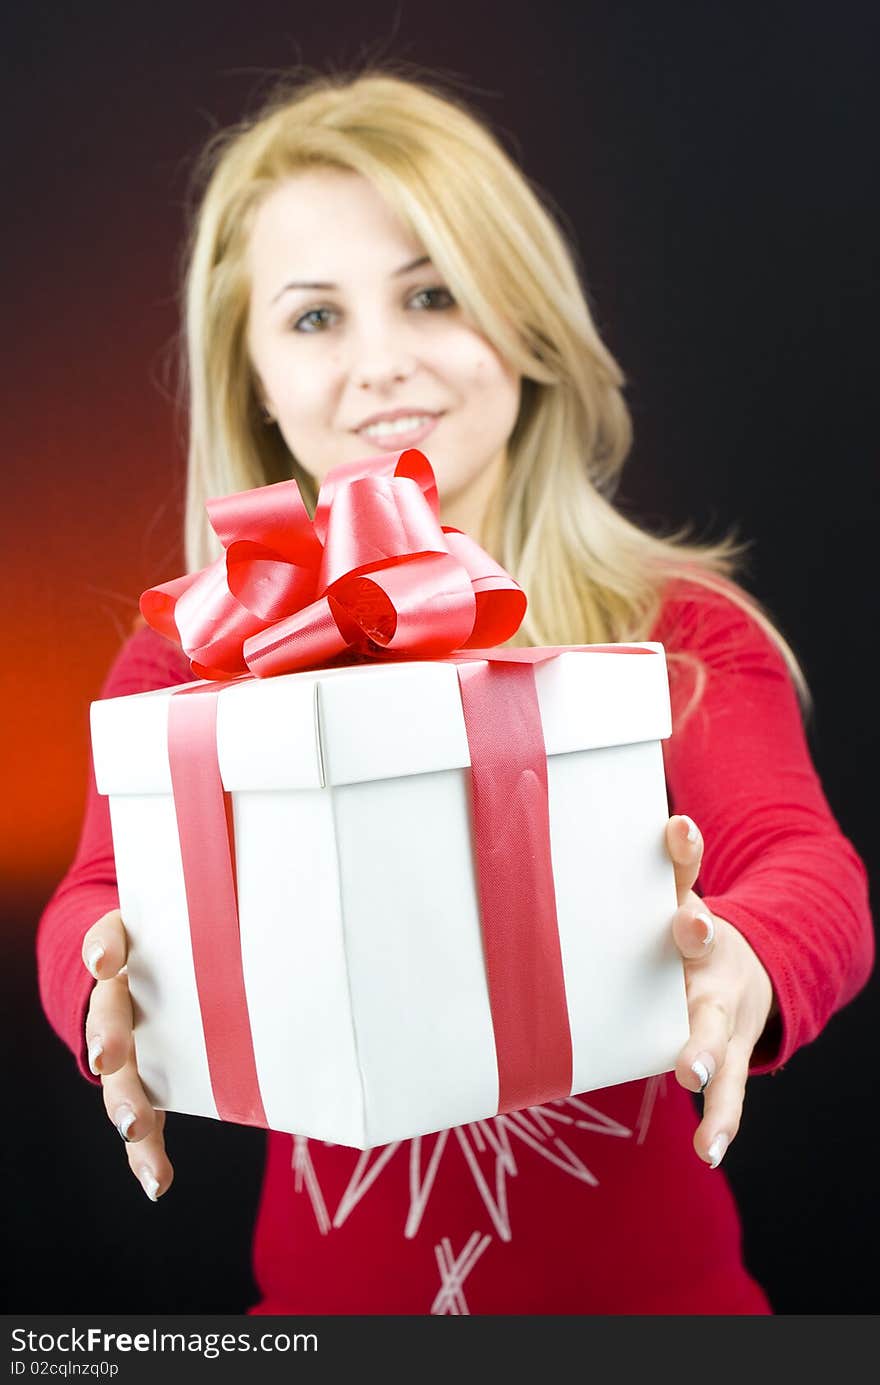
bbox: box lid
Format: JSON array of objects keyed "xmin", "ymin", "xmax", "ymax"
[{"xmin": 90, "ymin": 644, "xmax": 671, "ymax": 795}]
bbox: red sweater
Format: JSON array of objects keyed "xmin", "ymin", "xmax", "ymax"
[{"xmin": 36, "ymin": 577, "xmax": 874, "ymax": 1314}]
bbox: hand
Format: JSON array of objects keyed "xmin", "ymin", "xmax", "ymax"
[
  {"xmin": 82, "ymin": 910, "xmax": 174, "ymax": 1201},
  {"xmin": 666, "ymin": 815, "xmax": 776, "ymax": 1169}
]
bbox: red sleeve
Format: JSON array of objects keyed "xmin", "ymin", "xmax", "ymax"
[
  {"xmin": 652, "ymin": 578, "xmax": 874, "ymax": 1076},
  {"xmin": 35, "ymin": 625, "xmax": 192, "ymax": 1088}
]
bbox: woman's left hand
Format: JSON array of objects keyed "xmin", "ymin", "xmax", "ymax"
[{"xmin": 666, "ymin": 814, "xmax": 777, "ymax": 1169}]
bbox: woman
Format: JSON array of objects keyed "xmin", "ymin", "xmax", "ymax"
[{"xmin": 37, "ymin": 68, "xmax": 873, "ymax": 1314}]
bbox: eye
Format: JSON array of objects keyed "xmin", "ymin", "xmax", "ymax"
[
  {"xmin": 291, "ymin": 306, "xmax": 338, "ymax": 333},
  {"xmin": 409, "ymin": 286, "xmax": 456, "ymax": 310}
]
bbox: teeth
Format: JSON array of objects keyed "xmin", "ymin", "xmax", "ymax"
[{"xmin": 360, "ymin": 415, "xmax": 435, "ymax": 438}]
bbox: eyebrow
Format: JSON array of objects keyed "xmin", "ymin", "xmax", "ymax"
[{"xmin": 271, "ymin": 255, "xmax": 432, "ymax": 304}]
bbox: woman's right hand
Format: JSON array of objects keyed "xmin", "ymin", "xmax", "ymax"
[{"xmin": 82, "ymin": 909, "xmax": 174, "ymax": 1201}]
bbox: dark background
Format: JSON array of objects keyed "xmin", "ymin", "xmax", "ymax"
[{"xmin": 4, "ymin": 1, "xmax": 877, "ymax": 1313}]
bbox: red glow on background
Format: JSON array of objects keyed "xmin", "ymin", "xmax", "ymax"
[{"xmin": 3, "ymin": 253, "xmax": 185, "ymax": 919}]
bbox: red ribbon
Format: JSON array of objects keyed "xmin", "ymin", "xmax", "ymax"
[
  {"xmin": 152, "ymin": 450, "xmax": 656, "ymax": 1131},
  {"xmin": 141, "ymin": 447, "xmax": 526, "ymax": 681},
  {"xmin": 166, "ymin": 680, "xmax": 267, "ymax": 1126}
]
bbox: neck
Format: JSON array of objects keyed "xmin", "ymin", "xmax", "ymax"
[{"xmin": 439, "ymin": 450, "xmax": 506, "ymax": 555}]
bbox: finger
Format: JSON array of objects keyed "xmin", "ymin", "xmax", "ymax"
[
  {"xmin": 675, "ymin": 993, "xmax": 733, "ymax": 1094},
  {"xmin": 101, "ymin": 1061, "xmax": 174, "ymax": 1201},
  {"xmin": 124, "ymin": 1108, "xmax": 174, "ymax": 1202},
  {"xmin": 82, "ymin": 909, "xmax": 129, "ymax": 981},
  {"xmin": 671, "ymin": 903, "xmax": 718, "ymax": 962},
  {"xmin": 693, "ymin": 1034, "xmax": 751, "ymax": 1168},
  {"xmin": 100, "ymin": 1045, "xmax": 159, "ymax": 1145},
  {"xmin": 85, "ymin": 973, "xmax": 134, "ymax": 1077},
  {"xmin": 666, "ymin": 815, "xmax": 704, "ymax": 905}
]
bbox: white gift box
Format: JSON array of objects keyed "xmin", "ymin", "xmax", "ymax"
[{"xmin": 90, "ymin": 644, "xmax": 689, "ymax": 1149}]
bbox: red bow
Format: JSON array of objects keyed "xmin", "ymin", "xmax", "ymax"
[{"xmin": 140, "ymin": 448, "xmax": 527, "ymax": 680}]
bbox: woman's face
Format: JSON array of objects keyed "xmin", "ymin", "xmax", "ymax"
[{"xmin": 246, "ymin": 169, "xmax": 521, "ymax": 526}]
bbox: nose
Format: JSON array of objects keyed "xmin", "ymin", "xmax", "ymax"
[{"xmin": 350, "ymin": 319, "xmax": 417, "ymax": 391}]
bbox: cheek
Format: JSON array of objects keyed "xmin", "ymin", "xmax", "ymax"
[
  {"xmin": 275, "ymin": 357, "xmax": 336, "ymax": 420},
  {"xmin": 468, "ymin": 352, "xmax": 520, "ymax": 425},
  {"xmin": 460, "ymin": 338, "xmax": 517, "ymax": 398}
]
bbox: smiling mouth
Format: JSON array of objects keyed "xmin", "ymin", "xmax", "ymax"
[{"xmin": 356, "ymin": 414, "xmax": 443, "ymax": 447}]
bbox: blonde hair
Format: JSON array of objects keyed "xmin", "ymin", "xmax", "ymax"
[{"xmin": 174, "ymin": 64, "xmax": 811, "ymax": 722}]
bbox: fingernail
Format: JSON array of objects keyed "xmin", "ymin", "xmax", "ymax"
[
  {"xmin": 681, "ymin": 815, "xmax": 699, "ymax": 843},
  {"xmin": 115, "ymin": 1106, "xmax": 136, "ymax": 1142},
  {"xmin": 695, "ymin": 911, "xmax": 715, "ymax": 947},
  {"xmin": 87, "ymin": 1038, "xmax": 104, "ymax": 1075},
  {"xmin": 691, "ymin": 1052, "xmax": 716, "ymax": 1092},
  {"xmin": 706, "ymin": 1133, "xmax": 729, "ymax": 1169},
  {"xmin": 139, "ymin": 1169, "xmax": 161, "ymax": 1202},
  {"xmin": 85, "ymin": 943, "xmax": 105, "ymax": 979}
]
